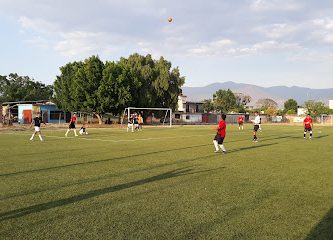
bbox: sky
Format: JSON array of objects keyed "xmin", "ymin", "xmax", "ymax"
[{"xmin": 1, "ymin": 0, "xmax": 333, "ymax": 89}]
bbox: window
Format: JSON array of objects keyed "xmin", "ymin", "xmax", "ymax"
[
  {"xmin": 186, "ymin": 104, "xmax": 190, "ymax": 113},
  {"xmin": 50, "ymin": 111, "xmax": 64, "ymax": 120},
  {"xmin": 175, "ymin": 114, "xmax": 180, "ymax": 119},
  {"xmin": 186, "ymin": 115, "xmax": 190, "ymax": 120}
]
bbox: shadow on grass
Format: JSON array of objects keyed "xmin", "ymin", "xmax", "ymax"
[
  {"xmin": 315, "ymin": 134, "xmax": 329, "ymax": 139},
  {"xmin": 0, "ymin": 143, "xmax": 211, "ymax": 177},
  {"xmin": 1, "ymin": 153, "xmax": 219, "ymax": 201},
  {"xmin": 0, "ymin": 167, "xmax": 223, "ymax": 221},
  {"xmin": 227, "ymin": 142, "xmax": 278, "ymax": 153},
  {"xmin": 305, "ymin": 207, "xmax": 333, "ymax": 240}
]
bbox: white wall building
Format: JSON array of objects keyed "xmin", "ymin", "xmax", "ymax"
[{"xmin": 329, "ymin": 100, "xmax": 333, "ymax": 109}]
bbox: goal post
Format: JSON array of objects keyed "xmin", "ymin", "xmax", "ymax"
[{"xmin": 121, "ymin": 107, "xmax": 172, "ymax": 127}]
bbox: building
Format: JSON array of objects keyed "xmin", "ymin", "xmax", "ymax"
[
  {"xmin": 175, "ymin": 95, "xmax": 204, "ymax": 123},
  {"xmin": 329, "ymin": 100, "xmax": 333, "ymax": 110},
  {"xmin": 17, "ymin": 101, "xmax": 68, "ymax": 124}
]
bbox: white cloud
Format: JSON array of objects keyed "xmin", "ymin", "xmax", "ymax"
[
  {"xmin": 187, "ymin": 39, "xmax": 235, "ymax": 56},
  {"xmin": 254, "ymin": 24, "xmax": 300, "ymax": 39},
  {"xmin": 54, "ymin": 31, "xmax": 120, "ymax": 57},
  {"xmin": 313, "ymin": 18, "xmax": 333, "ymax": 29},
  {"xmin": 187, "ymin": 39, "xmax": 301, "ymax": 57},
  {"xmin": 251, "ymin": 0, "xmax": 302, "ymax": 11},
  {"xmin": 18, "ymin": 16, "xmax": 60, "ymax": 33}
]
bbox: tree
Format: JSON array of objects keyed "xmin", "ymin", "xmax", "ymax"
[
  {"xmin": 235, "ymin": 93, "xmax": 251, "ymax": 107},
  {"xmin": 53, "ymin": 54, "xmax": 185, "ymax": 124},
  {"xmin": 202, "ymin": 99, "xmax": 214, "ymax": 113},
  {"xmin": 0, "ymin": 73, "xmax": 53, "ymax": 102},
  {"xmin": 284, "ymin": 99, "xmax": 298, "ymax": 114},
  {"xmin": 118, "ymin": 54, "xmax": 185, "ymax": 118},
  {"xmin": 256, "ymin": 98, "xmax": 278, "ymax": 110},
  {"xmin": 213, "ymin": 89, "xmax": 237, "ymax": 113},
  {"xmin": 304, "ymin": 100, "xmax": 330, "ymax": 118}
]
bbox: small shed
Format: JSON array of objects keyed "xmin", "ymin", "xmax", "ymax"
[{"xmin": 17, "ymin": 102, "xmax": 67, "ymax": 124}]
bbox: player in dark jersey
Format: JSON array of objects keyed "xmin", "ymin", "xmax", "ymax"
[
  {"xmin": 65, "ymin": 113, "xmax": 78, "ymax": 137},
  {"xmin": 213, "ymin": 113, "xmax": 227, "ymax": 154},
  {"xmin": 127, "ymin": 114, "xmax": 134, "ymax": 132},
  {"xmin": 30, "ymin": 114, "xmax": 46, "ymax": 141}
]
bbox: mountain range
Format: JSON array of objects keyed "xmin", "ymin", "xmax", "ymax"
[{"xmin": 182, "ymin": 81, "xmax": 333, "ymax": 107}]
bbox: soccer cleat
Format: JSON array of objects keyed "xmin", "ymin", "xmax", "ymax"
[
  {"xmin": 30, "ymin": 138, "xmax": 33, "ymax": 141},
  {"xmin": 214, "ymin": 150, "xmax": 220, "ymax": 153},
  {"xmin": 222, "ymin": 151, "xmax": 227, "ymax": 154}
]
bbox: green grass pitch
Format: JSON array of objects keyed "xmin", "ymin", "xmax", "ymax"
[{"xmin": 1, "ymin": 125, "xmax": 333, "ymax": 239}]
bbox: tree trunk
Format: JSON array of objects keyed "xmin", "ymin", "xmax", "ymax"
[{"xmin": 94, "ymin": 113, "xmax": 103, "ymax": 125}]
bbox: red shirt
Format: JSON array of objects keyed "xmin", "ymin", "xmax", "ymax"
[
  {"xmin": 304, "ymin": 117, "xmax": 312, "ymax": 128},
  {"xmin": 217, "ymin": 120, "xmax": 226, "ymax": 137},
  {"xmin": 70, "ymin": 115, "xmax": 77, "ymax": 124},
  {"xmin": 238, "ymin": 116, "xmax": 244, "ymax": 124}
]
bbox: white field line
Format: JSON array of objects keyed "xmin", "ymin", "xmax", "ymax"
[{"xmin": 0, "ymin": 132, "xmax": 215, "ymax": 143}]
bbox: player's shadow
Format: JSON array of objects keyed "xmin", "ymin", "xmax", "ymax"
[
  {"xmin": 1, "ymin": 153, "xmax": 220, "ymax": 201},
  {"xmin": 0, "ymin": 167, "xmax": 222, "ymax": 221},
  {"xmin": 305, "ymin": 207, "xmax": 333, "ymax": 240},
  {"xmin": 228, "ymin": 142, "xmax": 278, "ymax": 153},
  {"xmin": 315, "ymin": 134, "xmax": 329, "ymax": 139},
  {"xmin": 0, "ymin": 143, "xmax": 212, "ymax": 177}
]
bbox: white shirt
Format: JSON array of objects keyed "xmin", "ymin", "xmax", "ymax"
[{"xmin": 254, "ymin": 115, "xmax": 261, "ymax": 125}]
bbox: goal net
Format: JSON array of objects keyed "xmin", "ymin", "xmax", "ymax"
[{"xmin": 121, "ymin": 107, "xmax": 172, "ymax": 128}]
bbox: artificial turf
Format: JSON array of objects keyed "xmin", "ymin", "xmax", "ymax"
[{"xmin": 0, "ymin": 124, "xmax": 332, "ymax": 239}]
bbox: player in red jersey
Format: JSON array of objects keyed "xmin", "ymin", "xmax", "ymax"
[
  {"xmin": 213, "ymin": 113, "xmax": 227, "ymax": 154},
  {"xmin": 303, "ymin": 114, "xmax": 313, "ymax": 140},
  {"xmin": 238, "ymin": 115, "xmax": 244, "ymax": 130},
  {"xmin": 65, "ymin": 113, "xmax": 78, "ymax": 137}
]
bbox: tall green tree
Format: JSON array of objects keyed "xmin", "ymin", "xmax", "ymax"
[
  {"xmin": 118, "ymin": 54, "xmax": 185, "ymax": 111},
  {"xmin": 54, "ymin": 56, "xmax": 105, "ymax": 123},
  {"xmin": 0, "ymin": 73, "xmax": 53, "ymax": 102},
  {"xmin": 202, "ymin": 99, "xmax": 214, "ymax": 113},
  {"xmin": 284, "ymin": 99, "xmax": 298, "ymax": 114},
  {"xmin": 304, "ymin": 100, "xmax": 330, "ymax": 118},
  {"xmin": 53, "ymin": 54, "xmax": 185, "ymax": 124},
  {"xmin": 213, "ymin": 89, "xmax": 237, "ymax": 113}
]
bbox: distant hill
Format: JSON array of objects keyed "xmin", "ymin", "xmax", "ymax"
[{"xmin": 182, "ymin": 81, "xmax": 333, "ymax": 107}]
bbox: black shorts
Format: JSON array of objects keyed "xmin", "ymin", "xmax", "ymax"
[
  {"xmin": 69, "ymin": 123, "xmax": 76, "ymax": 129},
  {"xmin": 254, "ymin": 125, "xmax": 259, "ymax": 132},
  {"xmin": 214, "ymin": 134, "xmax": 224, "ymax": 144},
  {"xmin": 304, "ymin": 127, "xmax": 312, "ymax": 132},
  {"xmin": 238, "ymin": 122, "xmax": 243, "ymax": 126}
]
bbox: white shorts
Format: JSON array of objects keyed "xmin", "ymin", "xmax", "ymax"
[
  {"xmin": 128, "ymin": 123, "xmax": 133, "ymax": 128},
  {"xmin": 34, "ymin": 126, "xmax": 40, "ymax": 132}
]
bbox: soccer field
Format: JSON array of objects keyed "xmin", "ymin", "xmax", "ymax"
[{"xmin": 1, "ymin": 125, "xmax": 332, "ymax": 239}]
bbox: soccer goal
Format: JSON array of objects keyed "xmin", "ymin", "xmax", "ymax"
[{"xmin": 121, "ymin": 107, "xmax": 172, "ymax": 128}]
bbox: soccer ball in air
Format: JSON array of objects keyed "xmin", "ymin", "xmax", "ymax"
[{"xmin": 168, "ymin": 17, "xmax": 173, "ymax": 22}]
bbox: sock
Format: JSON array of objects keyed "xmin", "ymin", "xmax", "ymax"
[
  {"xmin": 304, "ymin": 132, "xmax": 306, "ymax": 138},
  {"xmin": 219, "ymin": 144, "xmax": 226, "ymax": 152},
  {"xmin": 65, "ymin": 129, "xmax": 70, "ymax": 136},
  {"xmin": 30, "ymin": 133, "xmax": 35, "ymax": 140},
  {"xmin": 213, "ymin": 140, "xmax": 219, "ymax": 151},
  {"xmin": 74, "ymin": 130, "xmax": 78, "ymax": 136},
  {"xmin": 39, "ymin": 134, "xmax": 43, "ymax": 141},
  {"xmin": 310, "ymin": 131, "xmax": 312, "ymax": 139},
  {"xmin": 242, "ymin": 126, "xmax": 243, "ymax": 130}
]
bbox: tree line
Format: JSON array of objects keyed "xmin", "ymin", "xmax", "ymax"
[
  {"xmin": 1, "ymin": 53, "xmax": 332, "ymax": 122},
  {"xmin": 1, "ymin": 54, "xmax": 185, "ymax": 124}
]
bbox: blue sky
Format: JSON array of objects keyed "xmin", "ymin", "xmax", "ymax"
[{"xmin": 1, "ymin": 0, "xmax": 333, "ymax": 88}]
